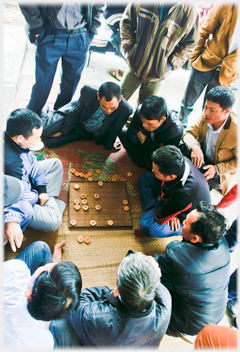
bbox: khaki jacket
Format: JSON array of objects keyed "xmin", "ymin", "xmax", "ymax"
[
  {"xmin": 120, "ymin": 3, "xmax": 199, "ymax": 82},
  {"xmin": 182, "ymin": 112, "xmax": 237, "ymax": 195},
  {"xmin": 190, "ymin": 4, "xmax": 238, "ymax": 86}
]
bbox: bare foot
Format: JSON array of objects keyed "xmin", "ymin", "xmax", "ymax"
[
  {"xmin": 52, "ymin": 240, "xmax": 66, "ymax": 262},
  {"xmin": 50, "ymin": 132, "xmax": 62, "ymax": 137}
]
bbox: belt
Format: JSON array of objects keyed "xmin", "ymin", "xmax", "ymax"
[{"xmin": 62, "ymin": 28, "xmax": 86, "ymax": 34}]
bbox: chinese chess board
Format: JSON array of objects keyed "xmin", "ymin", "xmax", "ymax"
[{"xmin": 68, "ymin": 181, "xmax": 133, "ymax": 228}]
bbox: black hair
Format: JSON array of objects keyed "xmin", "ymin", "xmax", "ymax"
[
  {"xmin": 140, "ymin": 96, "xmax": 167, "ymax": 121},
  {"xmin": 191, "ymin": 201, "xmax": 227, "ymax": 245},
  {"xmin": 151, "ymin": 145, "xmax": 185, "ymax": 177},
  {"xmin": 206, "ymin": 86, "xmax": 235, "ymax": 111},
  {"xmin": 6, "ymin": 108, "xmax": 42, "ymax": 138},
  {"xmin": 27, "ymin": 260, "xmax": 82, "ymax": 321},
  {"xmin": 98, "ymin": 81, "xmax": 122, "ymax": 101}
]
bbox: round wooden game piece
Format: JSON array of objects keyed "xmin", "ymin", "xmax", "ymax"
[
  {"xmin": 70, "ymin": 220, "xmax": 77, "ymax": 226},
  {"xmin": 127, "ymin": 172, "xmax": 132, "ymax": 177},
  {"xmin": 84, "ymin": 174, "xmax": 89, "ymax": 179},
  {"xmin": 85, "ymin": 237, "xmax": 91, "ymax": 244},
  {"xmin": 83, "ymin": 205, "xmax": 88, "ymax": 211},
  {"xmin": 74, "ymin": 204, "xmax": 80, "ymax": 210},
  {"xmin": 112, "ymin": 178, "xmax": 117, "ymax": 181},
  {"xmin": 128, "ymin": 185, "xmax": 134, "ymax": 190},
  {"xmin": 108, "ymin": 174, "xmax": 113, "ymax": 178},
  {"xmin": 124, "ymin": 206, "xmax": 130, "ymax": 212},
  {"xmin": 94, "ymin": 193, "xmax": 99, "ymax": 199},
  {"xmin": 88, "ymin": 177, "xmax": 93, "ymax": 181},
  {"xmin": 87, "ymin": 171, "xmax": 92, "ymax": 176},
  {"xmin": 70, "ymin": 168, "xmax": 76, "ymax": 174},
  {"xmin": 75, "ymin": 171, "xmax": 80, "ymax": 176},
  {"xmin": 96, "ymin": 169, "xmax": 101, "ymax": 174},
  {"xmin": 98, "ymin": 181, "xmax": 103, "ymax": 186},
  {"xmin": 77, "ymin": 236, "xmax": 83, "ymax": 243},
  {"xmin": 90, "ymin": 220, "xmax": 96, "ymax": 226},
  {"xmin": 74, "ymin": 199, "xmax": 80, "ymax": 204},
  {"xmin": 123, "ymin": 199, "xmax": 128, "ymax": 205},
  {"xmin": 82, "ymin": 199, "xmax": 88, "ymax": 205},
  {"xmin": 113, "ymin": 174, "xmax": 118, "ymax": 179},
  {"xmin": 95, "ymin": 205, "xmax": 101, "ymax": 211},
  {"xmin": 81, "ymin": 194, "xmax": 86, "ymax": 199},
  {"xmin": 122, "ymin": 178, "xmax": 126, "ymax": 182},
  {"xmin": 79, "ymin": 172, "xmax": 84, "ymax": 178},
  {"xmin": 74, "ymin": 184, "xmax": 80, "ymax": 190},
  {"xmin": 108, "ymin": 220, "xmax": 114, "ymax": 226}
]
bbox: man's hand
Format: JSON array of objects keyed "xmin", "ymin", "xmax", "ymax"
[
  {"xmin": 191, "ymin": 145, "xmax": 204, "ymax": 168},
  {"xmin": 203, "ymin": 165, "xmax": 217, "ymax": 180},
  {"xmin": 169, "ymin": 217, "xmax": 181, "ymax": 231},
  {"xmin": 137, "ymin": 131, "xmax": 147, "ymax": 143},
  {"xmin": 39, "ymin": 193, "xmax": 49, "ymax": 206},
  {"xmin": 4, "ymin": 222, "xmax": 23, "ymax": 252}
]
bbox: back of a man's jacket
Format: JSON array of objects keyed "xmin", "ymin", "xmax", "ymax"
[{"xmin": 156, "ymin": 237, "xmax": 230, "ymax": 335}]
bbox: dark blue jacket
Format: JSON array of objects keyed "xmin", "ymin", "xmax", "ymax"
[{"xmin": 155, "ymin": 237, "xmax": 230, "ymax": 336}]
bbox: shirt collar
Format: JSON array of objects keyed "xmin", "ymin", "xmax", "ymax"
[
  {"xmin": 207, "ymin": 114, "xmax": 229, "ymax": 133},
  {"xmin": 180, "ymin": 160, "xmax": 190, "ymax": 186}
]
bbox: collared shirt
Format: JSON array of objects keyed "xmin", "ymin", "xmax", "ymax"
[
  {"xmin": 203, "ymin": 117, "xmax": 228, "ymax": 163},
  {"xmin": 83, "ymin": 106, "xmax": 106, "ymax": 134},
  {"xmin": 43, "ymin": 4, "xmax": 86, "ymax": 30}
]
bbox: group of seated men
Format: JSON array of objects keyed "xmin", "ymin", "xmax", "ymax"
[{"xmin": 3, "ymin": 81, "xmax": 238, "ymax": 348}]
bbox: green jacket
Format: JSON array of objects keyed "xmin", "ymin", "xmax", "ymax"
[{"xmin": 120, "ymin": 3, "xmax": 200, "ymax": 82}]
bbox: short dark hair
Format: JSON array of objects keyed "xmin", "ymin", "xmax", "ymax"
[
  {"xmin": 140, "ymin": 96, "xmax": 167, "ymax": 121},
  {"xmin": 206, "ymin": 86, "xmax": 235, "ymax": 110},
  {"xmin": 191, "ymin": 201, "xmax": 227, "ymax": 245},
  {"xmin": 117, "ymin": 252, "xmax": 160, "ymax": 311},
  {"xmin": 27, "ymin": 260, "xmax": 82, "ymax": 321},
  {"xmin": 98, "ymin": 81, "xmax": 121, "ymax": 101},
  {"xmin": 151, "ymin": 145, "xmax": 185, "ymax": 177},
  {"xmin": 6, "ymin": 108, "xmax": 42, "ymax": 139}
]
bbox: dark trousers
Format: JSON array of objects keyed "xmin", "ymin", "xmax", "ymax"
[
  {"xmin": 27, "ymin": 24, "xmax": 92, "ymax": 114},
  {"xmin": 179, "ymin": 67, "xmax": 220, "ymax": 128},
  {"xmin": 138, "ymin": 172, "xmax": 182, "ymax": 238}
]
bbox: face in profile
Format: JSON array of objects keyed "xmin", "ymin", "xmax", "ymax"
[{"xmin": 18, "ymin": 126, "xmax": 43, "ymax": 149}]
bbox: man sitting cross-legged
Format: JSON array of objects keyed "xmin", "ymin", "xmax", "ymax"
[
  {"xmin": 135, "ymin": 145, "xmax": 211, "ymax": 238},
  {"xmin": 49, "ymin": 251, "xmax": 172, "ymax": 348},
  {"xmin": 153, "ymin": 202, "xmax": 230, "ymax": 337},
  {"xmin": 4, "ymin": 108, "xmax": 66, "ymax": 252},
  {"xmin": 40, "ymin": 81, "xmax": 133, "ymax": 150},
  {"xmin": 119, "ymin": 95, "xmax": 183, "ymax": 170},
  {"xmin": 3, "ymin": 240, "xmax": 82, "ymax": 349},
  {"xmin": 181, "ymin": 86, "xmax": 237, "ymax": 194}
]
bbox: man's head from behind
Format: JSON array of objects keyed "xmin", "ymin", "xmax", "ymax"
[
  {"xmin": 140, "ymin": 96, "xmax": 167, "ymax": 131},
  {"xmin": 97, "ymin": 81, "xmax": 123, "ymax": 115},
  {"xmin": 6, "ymin": 108, "xmax": 43, "ymax": 149},
  {"xmin": 27, "ymin": 260, "xmax": 82, "ymax": 321},
  {"xmin": 151, "ymin": 145, "xmax": 185, "ymax": 182},
  {"xmin": 182, "ymin": 201, "xmax": 227, "ymax": 245},
  {"xmin": 116, "ymin": 252, "xmax": 161, "ymax": 311}
]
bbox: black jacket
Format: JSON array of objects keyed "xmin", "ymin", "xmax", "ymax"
[
  {"xmin": 155, "ymin": 237, "xmax": 230, "ymax": 335},
  {"xmin": 126, "ymin": 106, "xmax": 183, "ymax": 154},
  {"xmin": 66, "ymin": 285, "xmax": 171, "ymax": 347}
]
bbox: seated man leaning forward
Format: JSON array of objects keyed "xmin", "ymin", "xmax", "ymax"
[
  {"xmin": 4, "ymin": 108, "xmax": 66, "ymax": 252},
  {"xmin": 4, "ymin": 240, "xmax": 82, "ymax": 349},
  {"xmin": 119, "ymin": 95, "xmax": 183, "ymax": 170},
  {"xmin": 181, "ymin": 86, "xmax": 237, "ymax": 195},
  {"xmin": 49, "ymin": 251, "xmax": 172, "ymax": 348},
  {"xmin": 40, "ymin": 81, "xmax": 133, "ymax": 150},
  {"xmin": 154, "ymin": 201, "xmax": 230, "ymax": 337},
  {"xmin": 136, "ymin": 145, "xmax": 211, "ymax": 238}
]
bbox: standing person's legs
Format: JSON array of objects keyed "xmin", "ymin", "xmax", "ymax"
[
  {"xmin": 202, "ymin": 69, "xmax": 220, "ymax": 109},
  {"xmin": 138, "ymin": 80, "xmax": 162, "ymax": 104},
  {"xmin": 54, "ymin": 30, "xmax": 92, "ymax": 110},
  {"xmin": 179, "ymin": 68, "xmax": 217, "ymax": 129},
  {"xmin": 121, "ymin": 69, "xmax": 142, "ymax": 101},
  {"xmin": 15, "ymin": 241, "xmax": 53, "ymax": 275},
  {"xmin": 27, "ymin": 29, "xmax": 64, "ymax": 115},
  {"xmin": 28, "ymin": 159, "xmax": 66, "ymax": 232}
]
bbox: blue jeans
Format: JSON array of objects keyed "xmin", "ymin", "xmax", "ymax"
[
  {"xmin": 138, "ymin": 172, "xmax": 182, "ymax": 238},
  {"xmin": 15, "ymin": 241, "xmax": 53, "ymax": 275},
  {"xmin": 179, "ymin": 67, "xmax": 220, "ymax": 128},
  {"xmin": 27, "ymin": 24, "xmax": 92, "ymax": 114}
]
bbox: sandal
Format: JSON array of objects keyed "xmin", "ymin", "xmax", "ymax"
[{"xmin": 109, "ymin": 68, "xmax": 124, "ymax": 81}]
